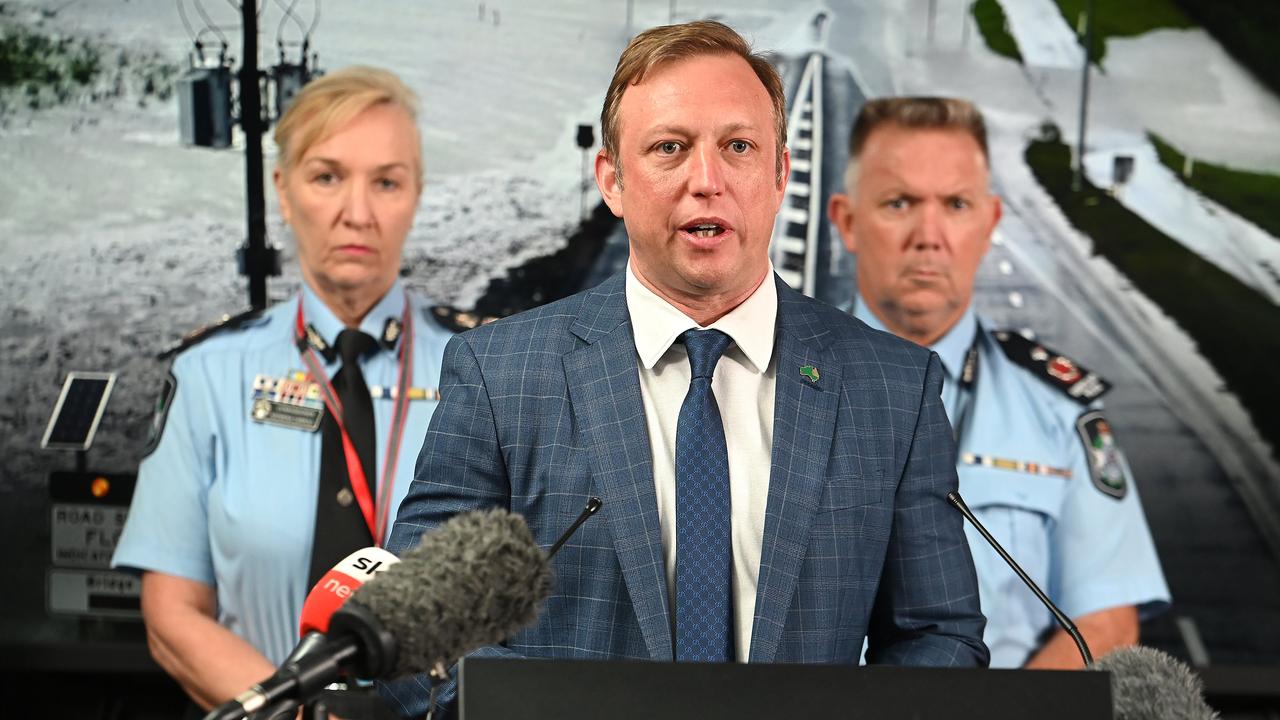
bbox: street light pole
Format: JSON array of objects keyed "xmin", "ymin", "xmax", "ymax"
[
  {"xmin": 238, "ymin": 0, "xmax": 277, "ymax": 309},
  {"xmin": 1072, "ymin": 0, "xmax": 1095, "ymax": 193}
]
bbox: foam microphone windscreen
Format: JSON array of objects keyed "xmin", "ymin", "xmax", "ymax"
[
  {"xmin": 1093, "ymin": 646, "xmax": 1219, "ymax": 720},
  {"xmin": 350, "ymin": 507, "xmax": 553, "ymax": 678}
]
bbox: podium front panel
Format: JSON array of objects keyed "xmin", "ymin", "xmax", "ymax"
[{"xmin": 459, "ymin": 658, "xmax": 1112, "ymax": 720}]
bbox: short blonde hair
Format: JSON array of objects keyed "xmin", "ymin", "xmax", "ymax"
[
  {"xmin": 600, "ymin": 20, "xmax": 787, "ymax": 183},
  {"xmin": 274, "ymin": 66, "xmax": 422, "ymax": 184}
]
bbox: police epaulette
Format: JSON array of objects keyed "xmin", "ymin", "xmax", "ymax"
[
  {"xmin": 428, "ymin": 305, "xmax": 500, "ymax": 333},
  {"xmin": 156, "ymin": 308, "xmax": 265, "ymax": 360},
  {"xmin": 992, "ymin": 330, "xmax": 1112, "ymax": 404}
]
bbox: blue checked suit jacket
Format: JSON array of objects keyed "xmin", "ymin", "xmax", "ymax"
[{"xmin": 382, "ymin": 273, "xmax": 987, "ymax": 717}]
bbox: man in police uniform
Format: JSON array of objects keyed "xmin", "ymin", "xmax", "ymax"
[
  {"xmin": 112, "ymin": 67, "xmax": 453, "ymax": 710},
  {"xmin": 827, "ymin": 97, "xmax": 1169, "ymax": 668}
]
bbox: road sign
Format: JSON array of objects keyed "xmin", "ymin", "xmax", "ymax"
[
  {"xmin": 48, "ymin": 472, "xmax": 136, "ymax": 570},
  {"xmin": 47, "ymin": 569, "xmax": 141, "ymax": 619},
  {"xmin": 51, "ymin": 503, "xmax": 128, "ymax": 568}
]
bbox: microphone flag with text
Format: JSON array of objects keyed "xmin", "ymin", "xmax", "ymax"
[
  {"xmin": 240, "ymin": 546, "xmax": 404, "ymax": 719},
  {"xmin": 204, "ymin": 507, "xmax": 553, "ymax": 720},
  {"xmin": 299, "ymin": 546, "xmax": 401, "ymax": 636}
]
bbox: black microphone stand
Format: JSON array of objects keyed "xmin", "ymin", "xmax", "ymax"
[{"xmin": 947, "ymin": 491, "xmax": 1094, "ymax": 666}]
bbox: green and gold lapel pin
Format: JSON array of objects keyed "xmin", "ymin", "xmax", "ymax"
[{"xmin": 799, "ymin": 364, "xmax": 820, "ymax": 383}]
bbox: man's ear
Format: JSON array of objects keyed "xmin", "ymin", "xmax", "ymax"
[
  {"xmin": 775, "ymin": 146, "xmax": 791, "ymax": 198},
  {"xmin": 827, "ymin": 193, "xmax": 857, "ymax": 254},
  {"xmin": 273, "ymin": 167, "xmax": 291, "ymax": 224},
  {"xmin": 981, "ymin": 193, "xmax": 1002, "ymax": 257},
  {"xmin": 594, "ymin": 149, "xmax": 624, "ymax": 219}
]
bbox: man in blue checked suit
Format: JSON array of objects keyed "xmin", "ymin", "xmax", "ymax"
[{"xmin": 383, "ymin": 20, "xmax": 987, "ymax": 718}]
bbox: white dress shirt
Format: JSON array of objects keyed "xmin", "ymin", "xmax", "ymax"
[{"xmin": 625, "ymin": 263, "xmax": 777, "ymax": 662}]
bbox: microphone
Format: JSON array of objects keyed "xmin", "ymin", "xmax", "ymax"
[
  {"xmin": 1091, "ymin": 646, "xmax": 1219, "ymax": 720},
  {"xmin": 299, "ymin": 547, "xmax": 400, "ymax": 635},
  {"xmin": 203, "ymin": 508, "xmax": 553, "ymax": 720},
  {"xmin": 946, "ymin": 491, "xmax": 1094, "ymax": 666},
  {"xmin": 246, "ymin": 548, "xmax": 403, "ymax": 720}
]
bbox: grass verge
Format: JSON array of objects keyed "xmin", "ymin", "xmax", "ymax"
[
  {"xmin": 971, "ymin": 0, "xmax": 1022, "ymax": 63},
  {"xmin": 1148, "ymin": 133, "xmax": 1280, "ymax": 243},
  {"xmin": 1055, "ymin": 0, "xmax": 1194, "ymax": 66},
  {"xmin": 1026, "ymin": 137, "xmax": 1280, "ymax": 464}
]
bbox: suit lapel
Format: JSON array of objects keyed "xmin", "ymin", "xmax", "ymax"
[
  {"xmin": 563, "ymin": 276, "xmax": 673, "ymax": 660},
  {"xmin": 750, "ymin": 279, "xmax": 842, "ymax": 663}
]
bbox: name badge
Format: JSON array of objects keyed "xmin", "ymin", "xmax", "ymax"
[{"xmin": 250, "ymin": 372, "xmax": 324, "ymax": 432}]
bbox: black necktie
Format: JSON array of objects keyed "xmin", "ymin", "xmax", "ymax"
[{"xmin": 308, "ymin": 329, "xmax": 378, "ymax": 589}]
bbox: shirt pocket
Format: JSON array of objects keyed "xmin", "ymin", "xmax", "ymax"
[
  {"xmin": 957, "ymin": 466, "xmax": 1069, "ymax": 598},
  {"xmin": 959, "ymin": 466, "xmax": 1068, "ymax": 521}
]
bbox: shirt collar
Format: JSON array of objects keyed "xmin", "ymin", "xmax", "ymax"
[
  {"xmin": 301, "ymin": 278, "xmax": 407, "ymax": 355},
  {"xmin": 626, "ymin": 262, "xmax": 777, "ymax": 374},
  {"xmin": 852, "ymin": 293, "xmax": 977, "ymax": 380}
]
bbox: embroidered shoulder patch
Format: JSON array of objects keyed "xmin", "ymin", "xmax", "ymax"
[
  {"xmin": 993, "ymin": 330, "xmax": 1112, "ymax": 404},
  {"xmin": 142, "ymin": 370, "xmax": 178, "ymax": 458},
  {"xmin": 1076, "ymin": 410, "xmax": 1127, "ymax": 499}
]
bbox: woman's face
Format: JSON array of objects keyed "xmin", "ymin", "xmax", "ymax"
[{"xmin": 275, "ymin": 103, "xmax": 421, "ymax": 302}]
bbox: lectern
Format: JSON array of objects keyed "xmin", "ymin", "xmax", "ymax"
[{"xmin": 459, "ymin": 658, "xmax": 1112, "ymax": 720}]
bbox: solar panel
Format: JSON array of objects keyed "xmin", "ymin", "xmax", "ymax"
[{"xmin": 41, "ymin": 372, "xmax": 116, "ymax": 451}]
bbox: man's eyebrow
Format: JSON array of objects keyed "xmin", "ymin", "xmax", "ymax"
[
  {"xmin": 718, "ymin": 121, "xmax": 762, "ymax": 135},
  {"xmin": 641, "ymin": 124, "xmax": 693, "ymax": 140},
  {"xmin": 639, "ymin": 121, "xmax": 765, "ymax": 140},
  {"xmin": 882, "ymin": 191, "xmax": 921, "ymax": 201}
]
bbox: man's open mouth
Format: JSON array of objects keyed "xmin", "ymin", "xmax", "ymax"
[{"xmin": 682, "ymin": 223, "xmax": 727, "ymax": 238}]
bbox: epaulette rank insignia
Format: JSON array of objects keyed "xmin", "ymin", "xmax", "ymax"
[
  {"xmin": 157, "ymin": 308, "xmax": 265, "ymax": 360},
  {"xmin": 993, "ymin": 330, "xmax": 1112, "ymax": 403},
  {"xmin": 430, "ymin": 305, "xmax": 501, "ymax": 333}
]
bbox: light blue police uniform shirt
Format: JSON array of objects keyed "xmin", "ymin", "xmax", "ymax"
[
  {"xmin": 852, "ymin": 299, "xmax": 1169, "ymax": 667},
  {"xmin": 113, "ymin": 279, "xmax": 451, "ymax": 665}
]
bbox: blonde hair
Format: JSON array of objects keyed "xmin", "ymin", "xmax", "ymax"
[
  {"xmin": 274, "ymin": 66, "xmax": 422, "ymax": 185},
  {"xmin": 600, "ymin": 20, "xmax": 787, "ymax": 183}
]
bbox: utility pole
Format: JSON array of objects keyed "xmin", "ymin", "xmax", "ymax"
[
  {"xmin": 1072, "ymin": 0, "xmax": 1095, "ymax": 193},
  {"xmin": 237, "ymin": 0, "xmax": 279, "ymax": 310}
]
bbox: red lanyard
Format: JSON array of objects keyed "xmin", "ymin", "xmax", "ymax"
[{"xmin": 294, "ymin": 293, "xmax": 415, "ymax": 545}]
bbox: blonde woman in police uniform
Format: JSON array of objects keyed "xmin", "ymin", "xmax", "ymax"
[
  {"xmin": 112, "ymin": 67, "xmax": 452, "ymax": 710},
  {"xmin": 830, "ymin": 96, "xmax": 1169, "ymax": 668}
]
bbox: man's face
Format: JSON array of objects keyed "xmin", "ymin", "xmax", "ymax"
[
  {"xmin": 275, "ymin": 103, "xmax": 421, "ymax": 302},
  {"xmin": 828, "ymin": 125, "xmax": 1001, "ymax": 344},
  {"xmin": 596, "ymin": 53, "xmax": 789, "ymax": 312}
]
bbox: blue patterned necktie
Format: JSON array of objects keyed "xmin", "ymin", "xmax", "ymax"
[{"xmin": 674, "ymin": 328, "xmax": 734, "ymax": 662}]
